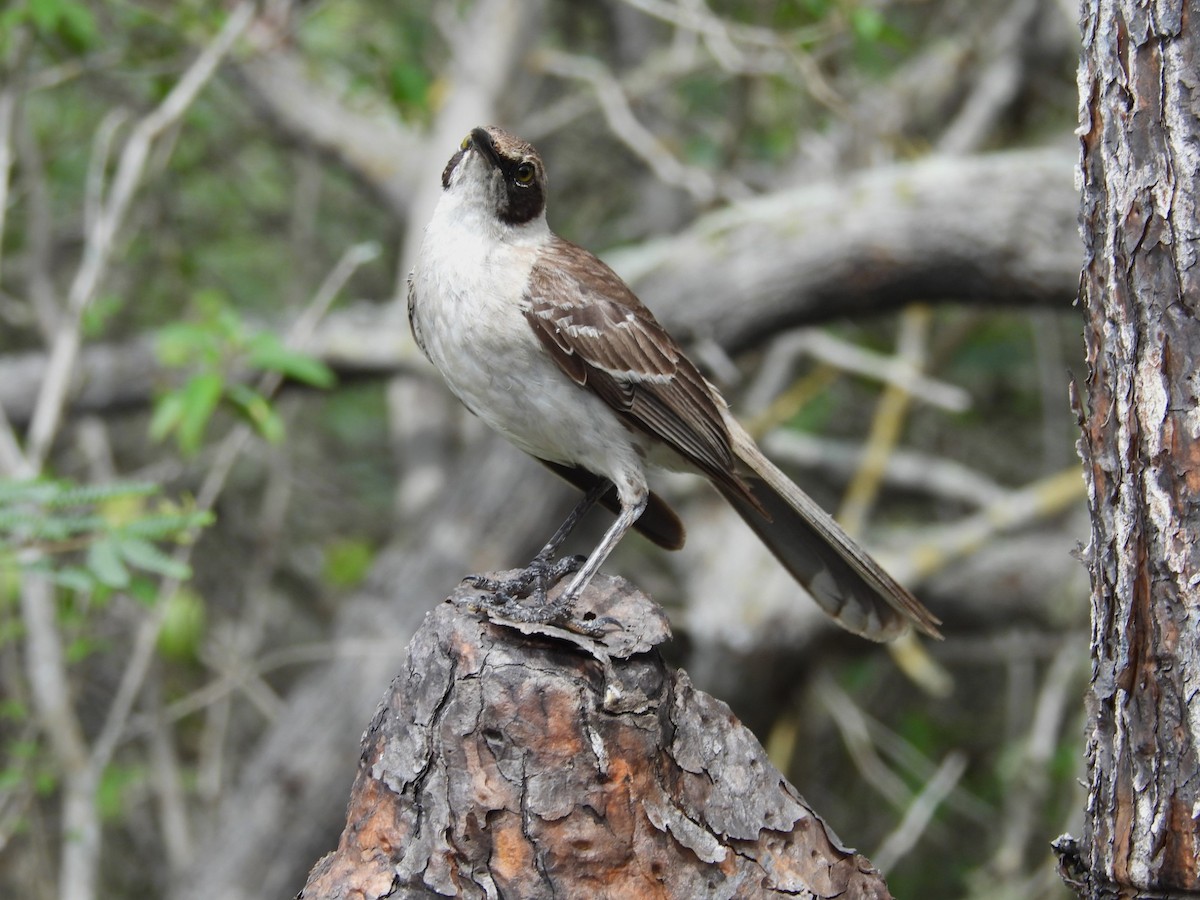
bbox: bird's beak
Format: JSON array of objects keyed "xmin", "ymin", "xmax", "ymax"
[{"xmin": 469, "ymin": 127, "xmax": 502, "ymax": 170}]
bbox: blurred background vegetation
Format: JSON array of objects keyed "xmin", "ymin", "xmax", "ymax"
[{"xmin": 0, "ymin": 1, "xmax": 1088, "ymax": 898}]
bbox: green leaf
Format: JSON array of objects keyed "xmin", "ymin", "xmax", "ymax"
[
  {"xmin": 0, "ymin": 698, "xmax": 28, "ymax": 721},
  {"xmin": 389, "ymin": 61, "xmax": 431, "ymax": 111},
  {"xmin": 157, "ymin": 589, "xmax": 206, "ymax": 662},
  {"xmin": 247, "ymin": 333, "xmax": 336, "ymax": 388},
  {"xmin": 176, "ymin": 372, "xmax": 225, "ymax": 454},
  {"xmin": 225, "ymin": 383, "xmax": 285, "ymax": 443},
  {"xmin": 43, "ymin": 480, "xmax": 158, "ymax": 508},
  {"xmin": 322, "ymin": 538, "xmax": 374, "ymax": 589},
  {"xmin": 86, "ymin": 537, "xmax": 130, "ymax": 589},
  {"xmin": 82, "ymin": 294, "xmax": 122, "ymax": 338},
  {"xmin": 52, "ymin": 566, "xmax": 95, "ymax": 594},
  {"xmin": 27, "ymin": 0, "xmax": 63, "ymax": 33},
  {"xmin": 34, "ymin": 769, "xmax": 57, "ymax": 796},
  {"xmin": 155, "ymin": 321, "xmax": 222, "ymax": 368},
  {"xmin": 149, "ymin": 391, "xmax": 187, "ymax": 444},
  {"xmin": 116, "ymin": 537, "xmax": 192, "ymax": 580},
  {"xmin": 122, "ymin": 510, "xmax": 214, "ymax": 541},
  {"xmin": 98, "ymin": 764, "xmax": 143, "ymax": 821},
  {"xmin": 127, "ymin": 575, "xmax": 159, "ymax": 607},
  {"xmin": 66, "ymin": 635, "xmax": 104, "ymax": 664},
  {"xmin": 57, "ymin": 1, "xmax": 96, "ymax": 51}
]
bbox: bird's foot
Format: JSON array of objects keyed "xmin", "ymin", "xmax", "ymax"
[
  {"xmin": 462, "ymin": 553, "xmax": 584, "ymax": 602},
  {"xmin": 461, "ymin": 554, "xmax": 604, "ymax": 636}
]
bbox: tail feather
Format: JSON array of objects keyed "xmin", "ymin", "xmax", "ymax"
[{"xmin": 721, "ymin": 419, "xmax": 942, "ymax": 642}]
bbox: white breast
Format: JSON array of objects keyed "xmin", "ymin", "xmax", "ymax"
[{"xmin": 408, "ymin": 195, "xmax": 651, "ymax": 499}]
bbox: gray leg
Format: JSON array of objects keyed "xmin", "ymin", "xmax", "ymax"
[
  {"xmin": 543, "ymin": 492, "xmax": 648, "ymax": 616},
  {"xmin": 532, "ymin": 478, "xmax": 610, "ymax": 563},
  {"xmin": 465, "ymin": 491, "xmax": 646, "ymax": 635},
  {"xmin": 463, "ymin": 479, "xmax": 610, "ymax": 600}
]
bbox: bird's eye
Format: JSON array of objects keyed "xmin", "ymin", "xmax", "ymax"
[
  {"xmin": 460, "ymin": 135, "xmax": 471, "ymax": 151},
  {"xmin": 514, "ymin": 162, "xmax": 535, "ymax": 185}
]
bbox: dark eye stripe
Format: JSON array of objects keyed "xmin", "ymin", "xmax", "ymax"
[{"xmin": 501, "ymin": 175, "xmax": 543, "ymax": 224}]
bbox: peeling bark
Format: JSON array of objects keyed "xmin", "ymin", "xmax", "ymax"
[
  {"xmin": 1069, "ymin": 0, "xmax": 1200, "ymax": 895},
  {"xmin": 300, "ymin": 575, "xmax": 891, "ymax": 900}
]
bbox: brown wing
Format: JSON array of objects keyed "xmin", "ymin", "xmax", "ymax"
[{"xmin": 525, "ymin": 237, "xmax": 760, "ymax": 509}]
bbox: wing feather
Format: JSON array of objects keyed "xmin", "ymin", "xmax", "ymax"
[{"xmin": 524, "ymin": 237, "xmax": 754, "ymax": 502}]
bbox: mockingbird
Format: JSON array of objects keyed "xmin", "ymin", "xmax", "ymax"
[{"xmin": 408, "ymin": 125, "xmax": 940, "ymax": 641}]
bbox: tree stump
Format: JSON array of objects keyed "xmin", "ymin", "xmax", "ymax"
[{"xmin": 299, "ymin": 574, "xmax": 892, "ymax": 899}]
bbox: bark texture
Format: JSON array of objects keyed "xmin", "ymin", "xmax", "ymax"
[
  {"xmin": 1072, "ymin": 0, "xmax": 1200, "ymax": 894},
  {"xmin": 300, "ymin": 575, "xmax": 891, "ymax": 900}
]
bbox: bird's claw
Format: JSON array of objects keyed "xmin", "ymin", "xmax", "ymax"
[
  {"xmin": 460, "ymin": 554, "xmax": 602, "ymax": 636},
  {"xmin": 461, "ymin": 553, "xmax": 585, "ymax": 601}
]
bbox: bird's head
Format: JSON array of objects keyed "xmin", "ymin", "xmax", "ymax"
[{"xmin": 439, "ymin": 126, "xmax": 548, "ymax": 229}]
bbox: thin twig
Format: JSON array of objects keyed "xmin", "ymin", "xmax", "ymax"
[
  {"xmin": 0, "ymin": 32, "xmax": 24, "ymax": 302},
  {"xmin": 762, "ymin": 430, "xmax": 1006, "ymax": 508},
  {"xmin": 935, "ymin": 0, "xmax": 1040, "ymax": 156},
  {"xmin": 839, "ymin": 305, "xmax": 933, "ymax": 535},
  {"xmin": 744, "ymin": 328, "xmax": 970, "ymax": 418},
  {"xmin": 988, "ymin": 637, "xmax": 1083, "ymax": 878},
  {"xmin": 871, "ymin": 750, "xmax": 968, "ymax": 872},
  {"xmin": 888, "ymin": 466, "xmax": 1086, "ymax": 583},
  {"xmin": 534, "ymin": 48, "xmax": 727, "ymax": 203},
  {"xmin": 815, "ymin": 674, "xmax": 913, "ymax": 809},
  {"xmin": 619, "ymin": 0, "xmax": 841, "ymax": 109},
  {"xmin": 90, "ymin": 240, "xmax": 378, "ymax": 774},
  {"xmin": 23, "ymin": 1, "xmax": 256, "ymax": 474},
  {"xmin": 0, "ymin": 403, "xmax": 24, "ymax": 478},
  {"xmin": 16, "ymin": 86, "xmax": 62, "ymax": 340}
]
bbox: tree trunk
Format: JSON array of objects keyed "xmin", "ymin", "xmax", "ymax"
[
  {"xmin": 300, "ymin": 575, "xmax": 892, "ymax": 900},
  {"xmin": 1065, "ymin": 0, "xmax": 1200, "ymax": 894}
]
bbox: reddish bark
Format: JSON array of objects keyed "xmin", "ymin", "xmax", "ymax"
[{"xmin": 300, "ymin": 574, "xmax": 892, "ymax": 899}]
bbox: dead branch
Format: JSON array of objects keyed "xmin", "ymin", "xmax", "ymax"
[
  {"xmin": 0, "ymin": 148, "xmax": 1078, "ymax": 427},
  {"xmin": 300, "ymin": 575, "xmax": 892, "ymax": 900}
]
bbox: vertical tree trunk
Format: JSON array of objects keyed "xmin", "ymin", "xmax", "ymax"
[{"xmin": 1071, "ymin": 0, "xmax": 1200, "ymax": 894}]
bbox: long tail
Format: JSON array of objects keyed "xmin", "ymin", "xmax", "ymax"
[{"xmin": 718, "ymin": 417, "xmax": 942, "ymax": 642}]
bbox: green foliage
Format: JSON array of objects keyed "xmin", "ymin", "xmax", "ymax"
[
  {"xmin": 322, "ymin": 538, "xmax": 375, "ymax": 589},
  {"xmin": 298, "ymin": 3, "xmax": 439, "ymax": 122},
  {"xmin": 1, "ymin": 0, "xmax": 97, "ymax": 53},
  {"xmin": 156, "ymin": 588, "xmax": 206, "ymax": 662},
  {"xmin": 0, "ymin": 479, "xmax": 212, "ymax": 600},
  {"xmin": 151, "ymin": 291, "xmax": 336, "ymax": 454},
  {"xmin": 97, "ymin": 763, "xmax": 145, "ymax": 822}
]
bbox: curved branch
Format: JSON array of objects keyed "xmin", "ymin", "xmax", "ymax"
[
  {"xmin": 0, "ymin": 148, "xmax": 1080, "ymax": 426},
  {"xmin": 610, "ymin": 146, "xmax": 1081, "ymax": 351}
]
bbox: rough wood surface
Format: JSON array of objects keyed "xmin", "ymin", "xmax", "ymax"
[
  {"xmin": 299, "ymin": 574, "xmax": 891, "ymax": 900},
  {"xmin": 1071, "ymin": 0, "xmax": 1200, "ymax": 895}
]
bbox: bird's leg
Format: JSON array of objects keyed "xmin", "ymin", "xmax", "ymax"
[
  {"xmin": 463, "ymin": 479, "xmax": 610, "ymax": 601},
  {"xmin": 523, "ymin": 493, "xmax": 647, "ymax": 632}
]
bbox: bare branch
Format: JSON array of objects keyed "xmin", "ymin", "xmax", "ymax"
[
  {"xmin": 872, "ymin": 750, "xmax": 969, "ymax": 872},
  {"xmin": 0, "ymin": 397, "xmax": 23, "ymax": 477},
  {"xmin": 89, "ymin": 239, "xmax": 375, "ymax": 777},
  {"xmin": 839, "ymin": 305, "xmax": 935, "ymax": 533},
  {"xmin": 535, "ymin": 48, "xmax": 728, "ymax": 203},
  {"xmin": 607, "ymin": 147, "xmax": 1081, "ymax": 351},
  {"xmin": 23, "ymin": 1, "xmax": 256, "ymax": 475},
  {"xmin": 0, "ymin": 32, "xmax": 24, "ymax": 304},
  {"xmin": 15, "ymin": 86, "xmax": 62, "ymax": 340},
  {"xmin": 890, "ymin": 466, "xmax": 1086, "ymax": 584},
  {"xmin": 935, "ymin": 0, "xmax": 1042, "ymax": 155},
  {"xmin": 397, "ymin": 0, "xmax": 538, "ymax": 286},
  {"xmin": 987, "ymin": 637, "xmax": 1084, "ymax": 879},
  {"xmin": 762, "ymin": 430, "xmax": 1007, "ymax": 508}
]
